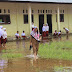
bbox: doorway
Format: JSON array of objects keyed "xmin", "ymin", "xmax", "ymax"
[
  {"xmin": 39, "ymin": 14, "xmax": 44, "ymax": 34},
  {"xmin": 47, "ymin": 14, "xmax": 52, "ymax": 33}
]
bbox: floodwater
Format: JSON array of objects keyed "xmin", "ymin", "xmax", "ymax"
[{"xmin": 0, "ymin": 35, "xmax": 72, "ymax": 72}]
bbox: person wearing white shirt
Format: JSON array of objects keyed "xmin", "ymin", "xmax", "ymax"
[
  {"xmin": 3, "ymin": 28, "xmax": 7, "ymax": 47},
  {"xmin": 63, "ymin": 27, "xmax": 69, "ymax": 39},
  {"xmin": 45, "ymin": 23, "xmax": 49, "ymax": 36},
  {"xmin": 0, "ymin": 26, "xmax": 3, "ymax": 46},
  {"xmin": 15, "ymin": 31, "xmax": 21, "ymax": 40},
  {"xmin": 42, "ymin": 24, "xmax": 46, "ymax": 37},
  {"xmin": 53, "ymin": 30, "xmax": 58, "ymax": 38},
  {"xmin": 21, "ymin": 31, "xmax": 27, "ymax": 39},
  {"xmin": 32, "ymin": 22, "xmax": 34, "ymax": 30},
  {"xmin": 58, "ymin": 30, "xmax": 61, "ymax": 39}
]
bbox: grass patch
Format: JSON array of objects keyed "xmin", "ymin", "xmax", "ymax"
[
  {"xmin": 1, "ymin": 49, "xmax": 24, "ymax": 59},
  {"xmin": 38, "ymin": 41, "xmax": 72, "ymax": 60},
  {"xmin": 2, "ymin": 53, "xmax": 23, "ymax": 59}
]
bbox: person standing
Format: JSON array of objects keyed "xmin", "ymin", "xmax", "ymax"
[
  {"xmin": 0, "ymin": 26, "xmax": 3, "ymax": 47},
  {"xmin": 3, "ymin": 28, "xmax": 7, "ymax": 47},
  {"xmin": 30, "ymin": 26, "xmax": 41, "ymax": 61},
  {"xmin": 63, "ymin": 27, "xmax": 69, "ymax": 39},
  {"xmin": 42, "ymin": 24, "xmax": 46, "ymax": 37},
  {"xmin": 45, "ymin": 23, "xmax": 49, "ymax": 36},
  {"xmin": 32, "ymin": 22, "xmax": 34, "ymax": 31}
]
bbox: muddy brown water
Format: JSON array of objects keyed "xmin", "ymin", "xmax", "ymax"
[{"xmin": 0, "ymin": 36, "xmax": 72, "ymax": 72}]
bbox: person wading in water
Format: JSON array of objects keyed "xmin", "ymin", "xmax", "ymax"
[{"xmin": 30, "ymin": 26, "xmax": 41, "ymax": 61}]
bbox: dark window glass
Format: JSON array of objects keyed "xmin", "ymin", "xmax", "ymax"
[
  {"xmin": 0, "ymin": 9, "xmax": 1, "ymax": 13},
  {"xmin": 32, "ymin": 14, "xmax": 34, "ymax": 22},
  {"xmin": 8, "ymin": 9, "xmax": 10, "ymax": 13},
  {"xmin": 23, "ymin": 10, "xmax": 24, "ymax": 13},
  {"xmin": 46, "ymin": 10, "xmax": 47, "ymax": 13},
  {"xmin": 63, "ymin": 10, "xmax": 64, "ymax": 13},
  {"xmin": 38, "ymin": 10, "xmax": 39, "ymax": 13},
  {"xmin": 60, "ymin": 14, "xmax": 64, "ymax": 22},
  {"xmin": 41, "ymin": 10, "xmax": 42, "ymax": 13},
  {"xmin": 4, "ymin": 9, "xmax": 6, "ymax": 13},
  {"xmin": 26, "ymin": 10, "xmax": 28, "ymax": 13},
  {"xmin": 32, "ymin": 10, "xmax": 34, "ymax": 13},
  {"xmin": 24, "ymin": 15, "xmax": 28, "ymax": 24},
  {"xmin": 43, "ymin": 10, "xmax": 44, "ymax": 13},
  {"xmin": 55, "ymin": 10, "xmax": 57, "ymax": 13},
  {"xmin": 0, "ymin": 15, "xmax": 11, "ymax": 24}
]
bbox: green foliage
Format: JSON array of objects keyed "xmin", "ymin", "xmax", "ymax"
[
  {"xmin": 1, "ymin": 49, "xmax": 24, "ymax": 59},
  {"xmin": 2, "ymin": 53, "xmax": 23, "ymax": 59},
  {"xmin": 39, "ymin": 41, "xmax": 72, "ymax": 60}
]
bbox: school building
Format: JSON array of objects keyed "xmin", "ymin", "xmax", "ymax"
[{"xmin": 0, "ymin": 0, "xmax": 72, "ymax": 37}]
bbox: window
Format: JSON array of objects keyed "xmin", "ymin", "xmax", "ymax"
[
  {"xmin": 24, "ymin": 15, "xmax": 28, "ymax": 24},
  {"xmin": 60, "ymin": 14, "xmax": 64, "ymax": 22},
  {"xmin": 8, "ymin": 9, "xmax": 10, "ymax": 13},
  {"xmin": 4, "ymin": 9, "xmax": 6, "ymax": 13},
  {"xmin": 0, "ymin": 15, "xmax": 11, "ymax": 24},
  {"xmin": 23, "ymin": 10, "xmax": 24, "ymax": 13},
  {"xmin": 0, "ymin": 9, "xmax": 1, "ymax": 13},
  {"xmin": 26, "ymin": 10, "xmax": 28, "ymax": 13},
  {"xmin": 41, "ymin": 10, "xmax": 42, "ymax": 13},
  {"xmin": 43, "ymin": 10, "xmax": 44, "ymax": 13},
  {"xmin": 32, "ymin": 15, "xmax": 34, "ymax": 22},
  {"xmin": 46, "ymin": 10, "xmax": 47, "ymax": 13},
  {"xmin": 38, "ymin": 10, "xmax": 39, "ymax": 13},
  {"xmin": 32, "ymin": 10, "xmax": 34, "ymax": 13},
  {"xmin": 55, "ymin": 10, "xmax": 57, "ymax": 13},
  {"xmin": 56, "ymin": 14, "xmax": 64, "ymax": 22}
]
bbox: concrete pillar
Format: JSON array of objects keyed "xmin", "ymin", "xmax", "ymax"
[
  {"xmin": 44, "ymin": 13, "xmax": 47, "ymax": 24},
  {"xmin": 28, "ymin": 3, "xmax": 32, "ymax": 33},
  {"xmin": 57, "ymin": 6, "xmax": 60, "ymax": 31},
  {"xmin": 16, "ymin": 3, "xmax": 18, "ymax": 31}
]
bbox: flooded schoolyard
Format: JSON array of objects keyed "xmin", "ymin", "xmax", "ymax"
[{"xmin": 0, "ymin": 35, "xmax": 72, "ymax": 72}]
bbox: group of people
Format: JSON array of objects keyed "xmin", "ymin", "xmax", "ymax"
[
  {"xmin": 42, "ymin": 23, "xmax": 49, "ymax": 37},
  {"xmin": 0, "ymin": 26, "xmax": 7, "ymax": 47},
  {"xmin": 53, "ymin": 30, "xmax": 61, "ymax": 38},
  {"xmin": 53, "ymin": 27, "xmax": 69, "ymax": 39},
  {"xmin": 15, "ymin": 31, "xmax": 26, "ymax": 40}
]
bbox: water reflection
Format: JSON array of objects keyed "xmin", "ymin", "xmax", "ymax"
[
  {"xmin": 22, "ymin": 40, "xmax": 25, "ymax": 48},
  {"xmin": 0, "ymin": 35, "xmax": 72, "ymax": 72},
  {"xmin": 0, "ymin": 60, "xmax": 8, "ymax": 72}
]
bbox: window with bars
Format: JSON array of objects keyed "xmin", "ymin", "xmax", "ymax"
[
  {"xmin": 0, "ymin": 15, "xmax": 11, "ymax": 24},
  {"xmin": 56, "ymin": 14, "xmax": 64, "ymax": 22},
  {"xmin": 24, "ymin": 15, "xmax": 28, "ymax": 24}
]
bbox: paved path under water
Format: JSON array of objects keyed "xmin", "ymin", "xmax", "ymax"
[{"xmin": 0, "ymin": 35, "xmax": 72, "ymax": 72}]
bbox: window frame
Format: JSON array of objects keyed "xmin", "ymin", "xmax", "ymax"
[
  {"xmin": 23, "ymin": 14, "xmax": 28, "ymax": 24},
  {"xmin": 0, "ymin": 14, "xmax": 11, "ymax": 24}
]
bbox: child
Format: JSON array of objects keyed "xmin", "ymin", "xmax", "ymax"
[
  {"xmin": 15, "ymin": 31, "xmax": 21, "ymax": 40},
  {"xmin": 3, "ymin": 28, "xmax": 7, "ymax": 47},
  {"xmin": 63, "ymin": 27, "xmax": 69, "ymax": 39},
  {"xmin": 0, "ymin": 26, "xmax": 3, "ymax": 47},
  {"xmin": 53, "ymin": 30, "xmax": 58, "ymax": 37},
  {"xmin": 45, "ymin": 23, "xmax": 49, "ymax": 36},
  {"xmin": 42, "ymin": 24, "xmax": 46, "ymax": 37},
  {"xmin": 32, "ymin": 22, "xmax": 34, "ymax": 31},
  {"xmin": 58, "ymin": 30, "xmax": 61, "ymax": 39},
  {"xmin": 21, "ymin": 31, "xmax": 27, "ymax": 39},
  {"xmin": 30, "ymin": 26, "xmax": 42, "ymax": 61}
]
